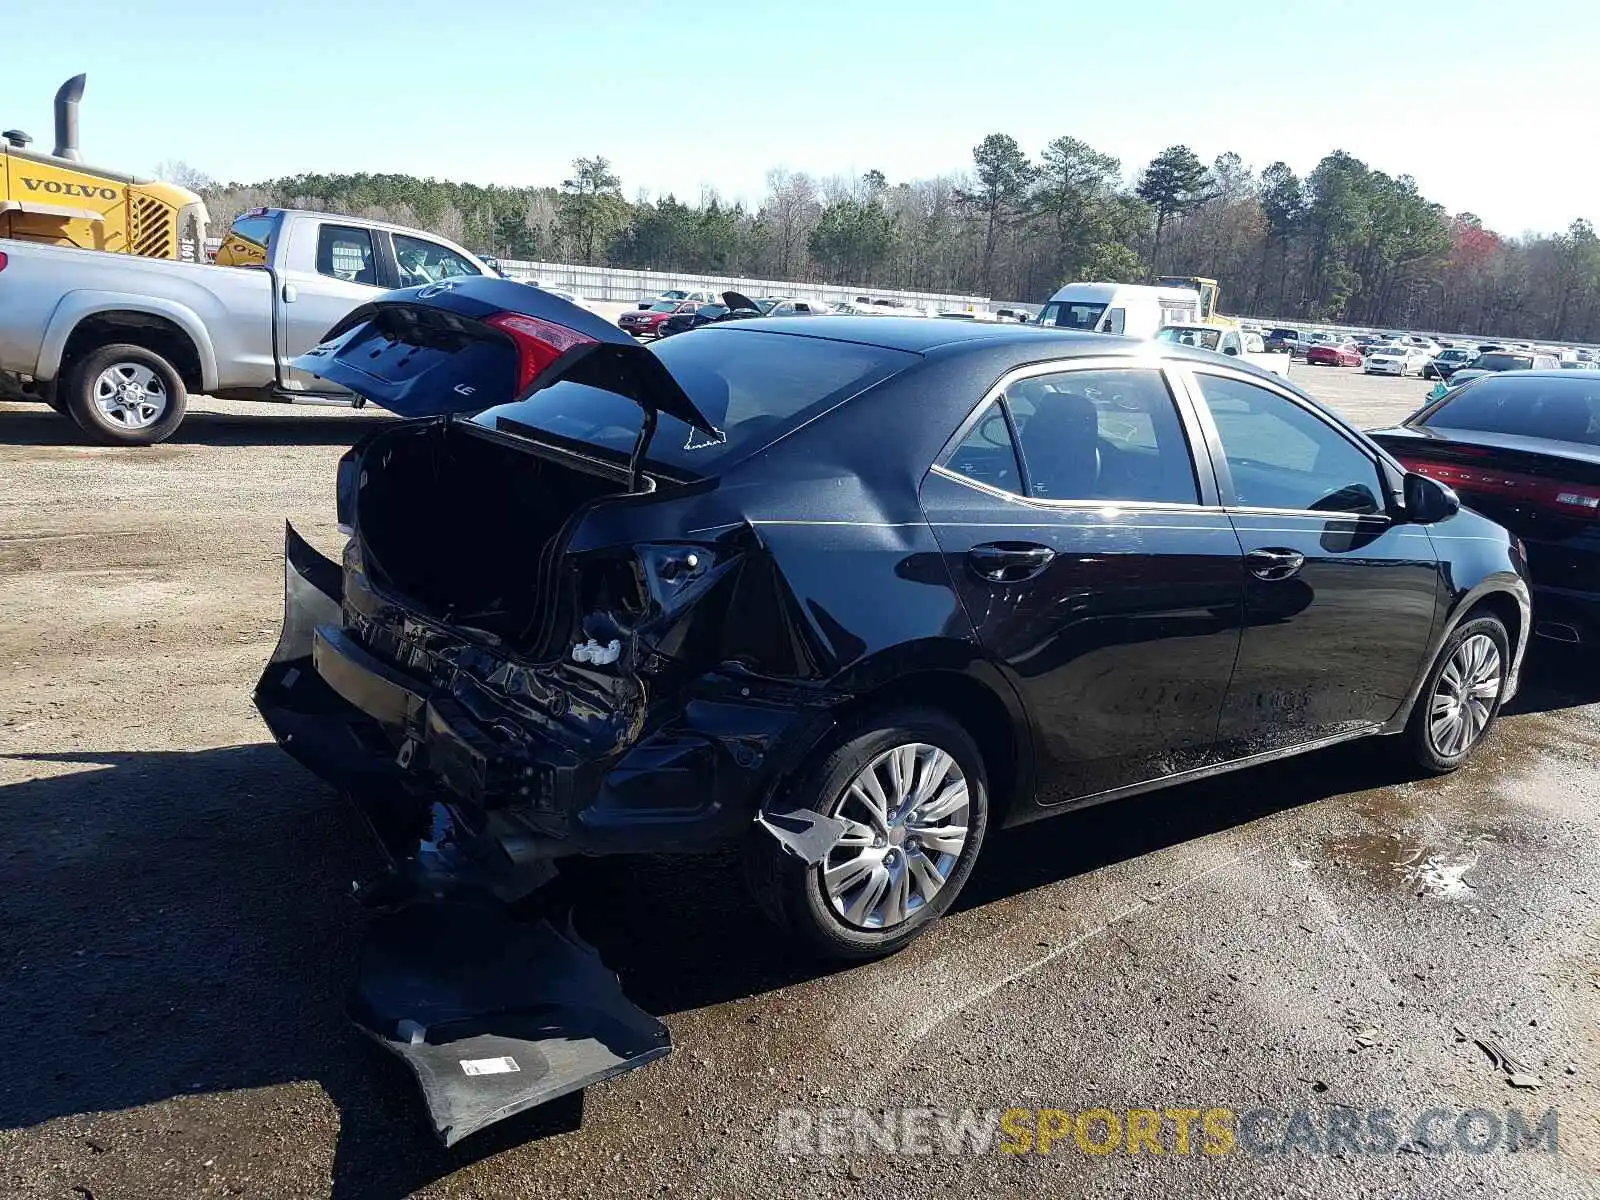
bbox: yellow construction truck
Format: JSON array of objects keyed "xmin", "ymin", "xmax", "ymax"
[
  {"xmin": 1154, "ymin": 276, "xmax": 1241, "ymax": 332},
  {"xmin": 0, "ymin": 75, "xmax": 209, "ymax": 261}
]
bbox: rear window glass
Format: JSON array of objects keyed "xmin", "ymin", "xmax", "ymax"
[
  {"xmin": 1420, "ymin": 376, "xmax": 1600, "ymax": 445},
  {"xmin": 492, "ymin": 329, "xmax": 917, "ymax": 474},
  {"xmin": 227, "ymin": 215, "xmax": 276, "ymax": 254}
]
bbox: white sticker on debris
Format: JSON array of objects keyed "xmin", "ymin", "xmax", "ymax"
[{"xmin": 460, "ymin": 1056, "xmax": 521, "ymax": 1076}]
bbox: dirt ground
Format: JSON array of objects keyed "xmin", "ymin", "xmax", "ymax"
[{"xmin": 3, "ymin": 367, "xmax": 1599, "ymax": 1200}]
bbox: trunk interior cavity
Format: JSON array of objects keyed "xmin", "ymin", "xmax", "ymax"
[{"xmin": 355, "ymin": 423, "xmax": 628, "ymax": 644}]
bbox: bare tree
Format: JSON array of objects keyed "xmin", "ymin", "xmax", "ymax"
[
  {"xmin": 153, "ymin": 159, "xmax": 213, "ymax": 191},
  {"xmin": 762, "ymin": 168, "xmax": 820, "ymax": 277}
]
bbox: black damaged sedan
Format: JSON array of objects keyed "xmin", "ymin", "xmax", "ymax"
[{"xmin": 259, "ymin": 281, "xmax": 1531, "ymax": 964}]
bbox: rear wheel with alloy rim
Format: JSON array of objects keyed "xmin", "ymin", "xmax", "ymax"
[
  {"xmin": 64, "ymin": 343, "xmax": 188, "ymax": 446},
  {"xmin": 1405, "ymin": 615, "xmax": 1509, "ymax": 773},
  {"xmin": 744, "ymin": 708, "xmax": 989, "ymax": 959},
  {"xmin": 820, "ymin": 742, "xmax": 971, "ymax": 930}
]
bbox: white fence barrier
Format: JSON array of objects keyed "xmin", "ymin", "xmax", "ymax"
[{"xmin": 490, "ymin": 258, "xmax": 990, "ymax": 314}]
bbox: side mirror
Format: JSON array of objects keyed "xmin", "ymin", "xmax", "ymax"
[{"xmin": 1403, "ymin": 472, "xmax": 1460, "ymax": 524}]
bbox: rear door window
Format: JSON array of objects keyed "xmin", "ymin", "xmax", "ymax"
[
  {"xmin": 942, "ymin": 402, "xmax": 1024, "ymax": 492},
  {"xmin": 1000, "ymin": 367, "xmax": 1199, "ymax": 504},
  {"xmin": 315, "ymin": 225, "xmax": 378, "ymax": 285}
]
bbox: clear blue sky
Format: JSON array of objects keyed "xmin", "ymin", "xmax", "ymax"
[{"xmin": 4, "ymin": 0, "xmax": 1593, "ymax": 235}]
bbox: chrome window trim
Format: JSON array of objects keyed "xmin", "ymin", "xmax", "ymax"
[{"xmin": 928, "ymin": 463, "xmax": 1229, "ymax": 515}]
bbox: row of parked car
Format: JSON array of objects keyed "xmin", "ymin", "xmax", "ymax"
[
  {"xmin": 614, "ymin": 289, "xmax": 1006, "ymax": 339},
  {"xmin": 1260, "ymin": 325, "xmax": 1598, "ymax": 377}
]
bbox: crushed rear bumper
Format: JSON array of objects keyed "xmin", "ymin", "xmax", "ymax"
[
  {"xmin": 253, "ymin": 524, "xmax": 673, "ymax": 1144},
  {"xmin": 252, "ymin": 522, "xmax": 852, "ymax": 1143}
]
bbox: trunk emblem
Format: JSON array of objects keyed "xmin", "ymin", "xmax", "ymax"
[{"xmin": 417, "ymin": 281, "xmax": 461, "ymax": 298}]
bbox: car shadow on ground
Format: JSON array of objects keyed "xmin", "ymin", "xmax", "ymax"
[
  {"xmin": 1502, "ymin": 639, "xmax": 1600, "ymax": 716},
  {"xmin": 0, "ymin": 405, "xmax": 392, "ymax": 448},
  {"xmin": 4, "ymin": 651, "xmax": 1596, "ymax": 1198}
]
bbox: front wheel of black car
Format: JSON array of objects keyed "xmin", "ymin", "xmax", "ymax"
[
  {"xmin": 1404, "ymin": 614, "xmax": 1509, "ymax": 773},
  {"xmin": 745, "ymin": 708, "xmax": 989, "ymax": 960}
]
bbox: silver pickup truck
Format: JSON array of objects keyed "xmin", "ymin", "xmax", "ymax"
[{"xmin": 0, "ymin": 207, "xmax": 494, "ymax": 444}]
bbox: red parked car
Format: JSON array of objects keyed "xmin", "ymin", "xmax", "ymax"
[
  {"xmin": 618, "ymin": 299, "xmax": 697, "ymax": 339},
  {"xmin": 1306, "ymin": 340, "xmax": 1364, "ymax": 367}
]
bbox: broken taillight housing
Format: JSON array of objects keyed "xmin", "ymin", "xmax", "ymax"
[{"xmin": 485, "ymin": 312, "xmax": 600, "ymax": 396}]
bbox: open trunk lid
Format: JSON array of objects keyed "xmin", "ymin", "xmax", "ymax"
[{"xmin": 295, "ymin": 277, "xmax": 723, "ymax": 439}]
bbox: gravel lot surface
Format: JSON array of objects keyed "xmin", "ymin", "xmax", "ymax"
[{"xmin": 3, "ymin": 364, "xmax": 1598, "ymax": 1199}]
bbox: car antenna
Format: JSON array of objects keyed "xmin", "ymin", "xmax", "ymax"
[{"xmin": 628, "ymin": 407, "xmax": 658, "ymax": 492}]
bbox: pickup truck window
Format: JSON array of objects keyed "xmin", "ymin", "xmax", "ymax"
[
  {"xmin": 316, "ymin": 225, "xmax": 378, "ymax": 286},
  {"xmin": 230, "ymin": 216, "xmax": 275, "ymax": 254},
  {"xmin": 394, "ymin": 233, "xmax": 481, "ymax": 287}
]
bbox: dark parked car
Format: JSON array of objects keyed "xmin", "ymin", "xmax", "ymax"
[
  {"xmin": 267, "ymin": 277, "xmax": 1531, "ymax": 943},
  {"xmin": 1422, "ymin": 346, "xmax": 1479, "ymax": 379},
  {"xmin": 1264, "ymin": 327, "xmax": 1299, "ymax": 352},
  {"xmin": 259, "ymin": 278, "xmax": 1531, "ymax": 1139},
  {"xmin": 1370, "ymin": 370, "xmax": 1600, "ymax": 643},
  {"xmin": 1445, "ymin": 349, "xmax": 1561, "ymax": 390},
  {"xmin": 657, "ymin": 290, "xmax": 764, "ymax": 337}
]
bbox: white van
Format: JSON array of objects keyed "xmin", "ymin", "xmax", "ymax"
[{"xmin": 1035, "ymin": 282, "xmax": 1205, "ymax": 338}]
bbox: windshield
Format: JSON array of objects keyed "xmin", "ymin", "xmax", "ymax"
[
  {"xmin": 1038, "ymin": 301, "xmax": 1107, "ymax": 330},
  {"xmin": 491, "ymin": 329, "xmax": 918, "ymax": 474},
  {"xmin": 647, "ymin": 301, "xmax": 679, "ymax": 313},
  {"xmin": 1155, "ymin": 327, "xmax": 1221, "ymax": 351},
  {"xmin": 1472, "ymin": 352, "xmax": 1534, "ymax": 371},
  {"xmin": 1420, "ymin": 376, "xmax": 1600, "ymax": 445},
  {"xmin": 1441, "ymin": 349, "xmax": 1471, "ymax": 361}
]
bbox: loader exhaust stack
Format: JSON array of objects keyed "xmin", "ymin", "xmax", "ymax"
[{"xmin": 53, "ymin": 74, "xmax": 84, "ymax": 161}]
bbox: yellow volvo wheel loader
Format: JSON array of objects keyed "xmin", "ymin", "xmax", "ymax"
[{"xmin": 1, "ymin": 75, "xmax": 209, "ymax": 260}]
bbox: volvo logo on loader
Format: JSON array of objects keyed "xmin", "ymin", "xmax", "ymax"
[{"xmin": 20, "ymin": 177, "xmax": 118, "ymax": 201}]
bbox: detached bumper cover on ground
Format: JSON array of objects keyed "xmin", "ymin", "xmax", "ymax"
[{"xmin": 255, "ymin": 525, "xmax": 675, "ymax": 1145}]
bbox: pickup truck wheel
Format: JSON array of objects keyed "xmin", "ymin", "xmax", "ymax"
[
  {"xmin": 744, "ymin": 708, "xmax": 989, "ymax": 960},
  {"xmin": 65, "ymin": 344, "xmax": 188, "ymax": 446}
]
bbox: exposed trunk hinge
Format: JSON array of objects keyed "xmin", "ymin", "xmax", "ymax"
[{"xmin": 628, "ymin": 407, "xmax": 658, "ymax": 493}]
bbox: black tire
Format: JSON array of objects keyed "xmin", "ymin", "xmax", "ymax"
[
  {"xmin": 744, "ymin": 707, "xmax": 990, "ymax": 960},
  {"xmin": 63, "ymin": 343, "xmax": 188, "ymax": 446},
  {"xmin": 1403, "ymin": 614, "xmax": 1510, "ymax": 774}
]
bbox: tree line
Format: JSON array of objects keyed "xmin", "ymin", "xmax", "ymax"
[{"xmin": 187, "ymin": 135, "xmax": 1600, "ymax": 340}]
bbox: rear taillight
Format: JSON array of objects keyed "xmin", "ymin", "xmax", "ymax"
[
  {"xmin": 1397, "ymin": 456, "xmax": 1600, "ymax": 518},
  {"xmin": 485, "ymin": 311, "xmax": 599, "ymax": 395},
  {"xmin": 0, "ymin": 250, "xmax": 8, "ymax": 272}
]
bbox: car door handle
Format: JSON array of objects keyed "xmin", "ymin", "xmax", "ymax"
[
  {"xmin": 967, "ymin": 542, "xmax": 1055, "ymax": 583},
  {"xmin": 1246, "ymin": 547, "xmax": 1306, "ymax": 581}
]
